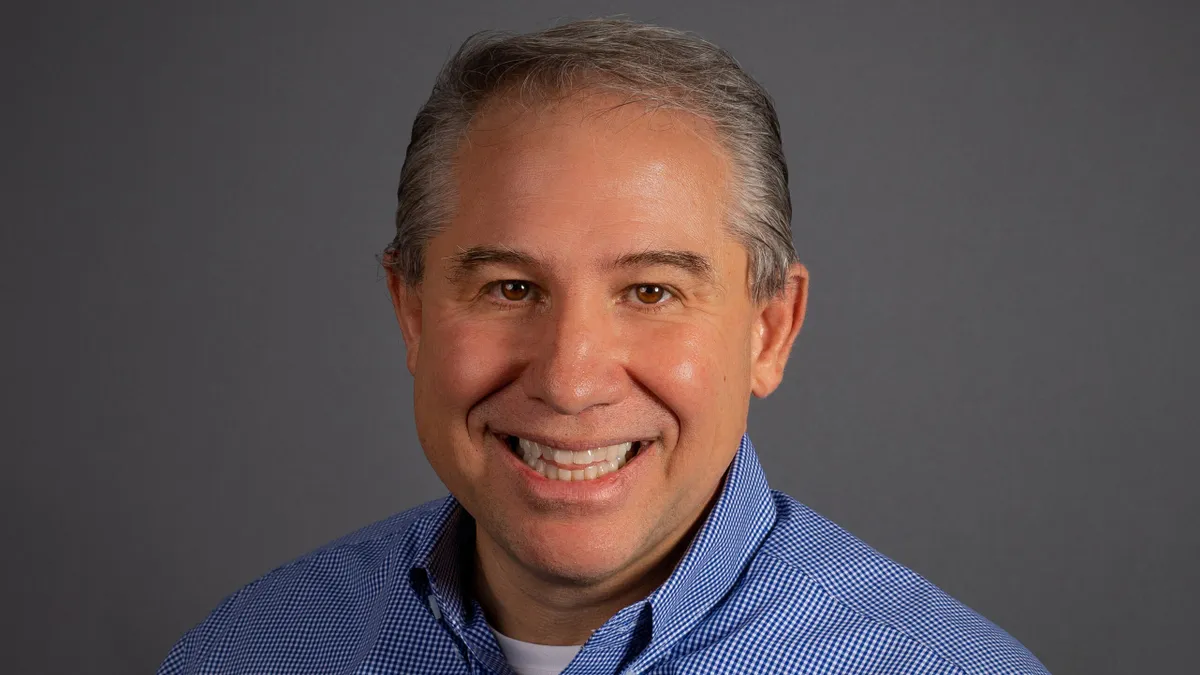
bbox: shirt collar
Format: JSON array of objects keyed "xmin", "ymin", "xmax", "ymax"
[
  {"xmin": 610, "ymin": 434, "xmax": 776, "ymax": 667},
  {"xmin": 407, "ymin": 434, "xmax": 776, "ymax": 666},
  {"xmin": 409, "ymin": 496, "xmax": 472, "ymax": 627}
]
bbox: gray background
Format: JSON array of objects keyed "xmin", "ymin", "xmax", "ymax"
[{"xmin": 3, "ymin": 1, "xmax": 1196, "ymax": 673}]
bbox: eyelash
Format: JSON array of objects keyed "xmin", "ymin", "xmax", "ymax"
[{"xmin": 480, "ymin": 281, "xmax": 679, "ymax": 312}]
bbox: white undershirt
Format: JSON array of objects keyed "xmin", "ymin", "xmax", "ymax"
[{"xmin": 490, "ymin": 629, "xmax": 583, "ymax": 675}]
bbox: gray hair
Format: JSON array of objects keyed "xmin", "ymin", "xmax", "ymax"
[{"xmin": 383, "ymin": 18, "xmax": 796, "ymax": 302}]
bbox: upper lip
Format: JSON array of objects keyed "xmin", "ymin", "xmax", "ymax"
[{"xmin": 492, "ymin": 430, "xmax": 650, "ymax": 452}]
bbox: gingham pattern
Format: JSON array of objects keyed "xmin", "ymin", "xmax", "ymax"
[{"xmin": 159, "ymin": 436, "xmax": 1049, "ymax": 674}]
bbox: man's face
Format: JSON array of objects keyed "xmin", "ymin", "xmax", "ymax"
[{"xmin": 390, "ymin": 92, "xmax": 803, "ymax": 585}]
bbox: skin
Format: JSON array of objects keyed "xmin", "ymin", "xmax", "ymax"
[{"xmin": 387, "ymin": 90, "xmax": 808, "ymax": 645}]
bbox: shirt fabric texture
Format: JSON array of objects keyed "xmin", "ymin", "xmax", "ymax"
[
  {"xmin": 159, "ymin": 435, "xmax": 1050, "ymax": 674},
  {"xmin": 490, "ymin": 631, "xmax": 582, "ymax": 675}
]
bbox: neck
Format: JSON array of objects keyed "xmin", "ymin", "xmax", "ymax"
[{"xmin": 471, "ymin": 507, "xmax": 711, "ymax": 646}]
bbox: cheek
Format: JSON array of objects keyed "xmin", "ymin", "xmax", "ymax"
[
  {"xmin": 628, "ymin": 318, "xmax": 751, "ymax": 422},
  {"xmin": 418, "ymin": 314, "xmax": 521, "ymax": 407},
  {"xmin": 414, "ymin": 315, "xmax": 526, "ymax": 489}
]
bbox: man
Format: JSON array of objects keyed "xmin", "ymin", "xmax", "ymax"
[{"xmin": 160, "ymin": 18, "xmax": 1048, "ymax": 675}]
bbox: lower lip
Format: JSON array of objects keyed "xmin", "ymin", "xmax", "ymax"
[{"xmin": 494, "ymin": 433, "xmax": 652, "ymax": 502}]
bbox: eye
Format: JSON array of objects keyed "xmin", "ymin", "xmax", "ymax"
[
  {"xmin": 632, "ymin": 284, "xmax": 671, "ymax": 304},
  {"xmin": 498, "ymin": 280, "xmax": 532, "ymax": 301}
]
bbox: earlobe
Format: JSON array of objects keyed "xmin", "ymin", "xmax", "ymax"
[
  {"xmin": 385, "ymin": 267, "xmax": 423, "ymax": 375},
  {"xmin": 750, "ymin": 263, "xmax": 809, "ymax": 398}
]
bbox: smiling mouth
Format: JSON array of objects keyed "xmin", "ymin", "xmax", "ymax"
[{"xmin": 498, "ymin": 434, "xmax": 646, "ymax": 482}]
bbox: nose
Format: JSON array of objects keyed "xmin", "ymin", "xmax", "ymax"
[{"xmin": 522, "ymin": 296, "xmax": 630, "ymax": 415}]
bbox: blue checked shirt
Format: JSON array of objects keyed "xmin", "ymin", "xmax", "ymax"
[{"xmin": 159, "ymin": 436, "xmax": 1049, "ymax": 674}]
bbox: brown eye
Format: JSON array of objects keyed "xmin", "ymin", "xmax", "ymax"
[
  {"xmin": 635, "ymin": 284, "xmax": 666, "ymax": 304},
  {"xmin": 499, "ymin": 280, "xmax": 531, "ymax": 301}
]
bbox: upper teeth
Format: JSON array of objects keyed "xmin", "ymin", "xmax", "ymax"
[{"xmin": 515, "ymin": 438, "xmax": 636, "ymax": 481}]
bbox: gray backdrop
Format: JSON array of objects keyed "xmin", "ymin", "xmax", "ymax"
[{"xmin": 3, "ymin": 2, "xmax": 1197, "ymax": 673}]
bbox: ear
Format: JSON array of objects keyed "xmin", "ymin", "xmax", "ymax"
[
  {"xmin": 385, "ymin": 263, "xmax": 424, "ymax": 376},
  {"xmin": 750, "ymin": 263, "xmax": 809, "ymax": 398}
]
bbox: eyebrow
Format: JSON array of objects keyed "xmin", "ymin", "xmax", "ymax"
[
  {"xmin": 443, "ymin": 244, "xmax": 717, "ymax": 285},
  {"xmin": 444, "ymin": 245, "xmax": 538, "ymax": 282},
  {"xmin": 608, "ymin": 249, "xmax": 717, "ymax": 284}
]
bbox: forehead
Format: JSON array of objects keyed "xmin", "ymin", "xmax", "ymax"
[{"xmin": 446, "ymin": 91, "xmax": 734, "ymax": 258}]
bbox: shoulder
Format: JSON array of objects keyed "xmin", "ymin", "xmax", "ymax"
[
  {"xmin": 746, "ymin": 491, "xmax": 1049, "ymax": 675},
  {"xmin": 157, "ymin": 497, "xmax": 451, "ymax": 674}
]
